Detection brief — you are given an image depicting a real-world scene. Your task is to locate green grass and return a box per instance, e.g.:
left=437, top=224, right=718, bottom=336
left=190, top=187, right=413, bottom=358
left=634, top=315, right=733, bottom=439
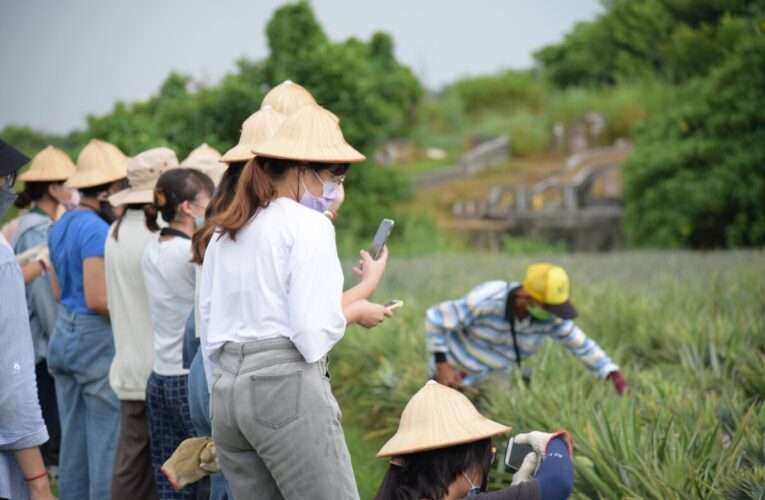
left=331, top=250, right=765, bottom=499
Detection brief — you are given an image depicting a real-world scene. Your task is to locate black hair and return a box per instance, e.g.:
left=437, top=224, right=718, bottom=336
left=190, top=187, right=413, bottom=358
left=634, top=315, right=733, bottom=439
left=145, top=168, right=214, bottom=232
left=14, top=181, right=57, bottom=209
left=111, top=203, right=148, bottom=241
left=80, top=180, right=125, bottom=224
left=375, top=439, right=493, bottom=500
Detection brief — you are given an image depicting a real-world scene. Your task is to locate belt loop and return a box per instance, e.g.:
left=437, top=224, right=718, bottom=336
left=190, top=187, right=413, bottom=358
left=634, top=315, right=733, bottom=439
left=238, top=343, right=245, bottom=372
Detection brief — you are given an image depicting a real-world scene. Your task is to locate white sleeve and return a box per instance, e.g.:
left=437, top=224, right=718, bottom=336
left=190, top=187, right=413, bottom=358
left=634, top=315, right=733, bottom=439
left=286, top=219, right=346, bottom=363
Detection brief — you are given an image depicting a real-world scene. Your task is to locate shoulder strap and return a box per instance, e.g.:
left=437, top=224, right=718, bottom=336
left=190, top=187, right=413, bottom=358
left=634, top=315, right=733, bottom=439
left=504, top=286, right=523, bottom=369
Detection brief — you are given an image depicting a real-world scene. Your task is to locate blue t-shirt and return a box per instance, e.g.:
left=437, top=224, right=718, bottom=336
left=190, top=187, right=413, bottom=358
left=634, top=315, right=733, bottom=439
left=48, top=210, right=109, bottom=315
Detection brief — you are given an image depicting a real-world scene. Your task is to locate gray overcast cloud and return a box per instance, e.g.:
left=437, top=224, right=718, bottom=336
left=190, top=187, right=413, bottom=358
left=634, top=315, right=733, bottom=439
left=0, top=0, right=601, bottom=134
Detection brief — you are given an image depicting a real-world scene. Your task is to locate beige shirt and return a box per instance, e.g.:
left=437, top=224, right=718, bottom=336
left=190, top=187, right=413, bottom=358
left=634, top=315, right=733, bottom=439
left=105, top=209, right=156, bottom=400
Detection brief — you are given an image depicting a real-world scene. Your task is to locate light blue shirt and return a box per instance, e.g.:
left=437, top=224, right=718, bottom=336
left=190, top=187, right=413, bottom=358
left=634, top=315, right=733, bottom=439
left=425, top=280, right=619, bottom=381
left=12, top=210, right=57, bottom=364
left=0, top=243, right=49, bottom=500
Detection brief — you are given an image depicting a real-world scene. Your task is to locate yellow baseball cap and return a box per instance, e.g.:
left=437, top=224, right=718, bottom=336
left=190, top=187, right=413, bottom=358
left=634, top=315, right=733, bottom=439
left=522, top=263, right=578, bottom=319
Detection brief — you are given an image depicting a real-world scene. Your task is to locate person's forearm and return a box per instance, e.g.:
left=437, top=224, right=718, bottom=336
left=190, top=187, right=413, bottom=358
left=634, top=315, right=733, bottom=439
left=535, top=437, right=574, bottom=500
left=13, top=447, right=52, bottom=493
left=342, top=278, right=379, bottom=307
left=342, top=300, right=363, bottom=325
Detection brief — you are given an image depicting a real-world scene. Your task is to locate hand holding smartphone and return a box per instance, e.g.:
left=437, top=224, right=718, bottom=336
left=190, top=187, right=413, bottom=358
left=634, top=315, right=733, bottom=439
left=359, top=218, right=394, bottom=272
left=383, top=300, right=403, bottom=310
left=504, top=436, right=536, bottom=472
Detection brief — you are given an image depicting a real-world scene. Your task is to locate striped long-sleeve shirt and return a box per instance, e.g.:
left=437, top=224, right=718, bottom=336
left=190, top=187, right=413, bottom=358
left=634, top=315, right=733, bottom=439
left=0, top=243, right=49, bottom=500
left=425, top=280, right=619, bottom=381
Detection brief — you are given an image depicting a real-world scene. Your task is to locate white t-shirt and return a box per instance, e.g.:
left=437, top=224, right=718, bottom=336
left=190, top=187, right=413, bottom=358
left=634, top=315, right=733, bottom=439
left=200, top=197, right=346, bottom=383
left=142, top=233, right=196, bottom=376
left=105, top=210, right=155, bottom=400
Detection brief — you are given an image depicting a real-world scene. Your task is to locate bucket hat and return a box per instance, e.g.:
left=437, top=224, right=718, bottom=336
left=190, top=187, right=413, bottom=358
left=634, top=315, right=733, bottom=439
left=109, top=147, right=179, bottom=206
left=522, top=263, right=578, bottom=319
left=220, top=106, right=286, bottom=163
left=251, top=104, right=365, bottom=164
left=65, top=139, right=129, bottom=189
left=261, top=80, right=316, bottom=115
left=181, top=144, right=225, bottom=186
left=18, top=146, right=76, bottom=182
left=377, top=381, right=512, bottom=457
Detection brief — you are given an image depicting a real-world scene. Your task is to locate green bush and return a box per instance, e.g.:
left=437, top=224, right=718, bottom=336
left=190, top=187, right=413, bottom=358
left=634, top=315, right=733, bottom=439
left=444, top=70, right=548, bottom=113
left=623, top=33, right=765, bottom=248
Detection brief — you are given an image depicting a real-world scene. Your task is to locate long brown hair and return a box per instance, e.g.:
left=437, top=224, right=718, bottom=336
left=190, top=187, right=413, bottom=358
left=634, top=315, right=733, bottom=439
left=212, top=156, right=292, bottom=241
left=191, top=161, right=245, bottom=264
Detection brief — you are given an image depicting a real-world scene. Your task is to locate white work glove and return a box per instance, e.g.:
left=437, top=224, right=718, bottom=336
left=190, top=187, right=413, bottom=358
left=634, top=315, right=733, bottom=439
left=514, top=431, right=555, bottom=456
left=199, top=441, right=221, bottom=473
left=510, top=451, right=539, bottom=486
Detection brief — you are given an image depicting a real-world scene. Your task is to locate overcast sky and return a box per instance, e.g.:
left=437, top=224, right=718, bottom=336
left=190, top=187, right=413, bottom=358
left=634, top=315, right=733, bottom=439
left=0, top=0, right=601, bottom=134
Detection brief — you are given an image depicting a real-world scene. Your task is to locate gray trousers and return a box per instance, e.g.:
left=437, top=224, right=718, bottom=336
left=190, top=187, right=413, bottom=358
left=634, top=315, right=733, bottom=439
left=210, top=338, right=359, bottom=500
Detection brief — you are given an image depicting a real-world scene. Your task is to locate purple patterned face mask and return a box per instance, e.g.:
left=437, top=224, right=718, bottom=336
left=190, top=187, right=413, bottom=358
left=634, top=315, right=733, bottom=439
left=299, top=170, right=338, bottom=213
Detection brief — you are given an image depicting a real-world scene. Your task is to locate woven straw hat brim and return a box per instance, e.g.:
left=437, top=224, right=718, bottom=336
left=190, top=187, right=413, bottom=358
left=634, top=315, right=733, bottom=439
left=108, top=188, right=153, bottom=207
left=376, top=381, right=512, bottom=457
left=251, top=104, right=365, bottom=164
left=221, top=107, right=287, bottom=163
left=65, top=139, right=129, bottom=189
left=376, top=417, right=511, bottom=457
left=251, top=138, right=365, bottom=163
left=18, top=147, right=76, bottom=182
left=64, top=166, right=127, bottom=189
left=220, top=144, right=256, bottom=163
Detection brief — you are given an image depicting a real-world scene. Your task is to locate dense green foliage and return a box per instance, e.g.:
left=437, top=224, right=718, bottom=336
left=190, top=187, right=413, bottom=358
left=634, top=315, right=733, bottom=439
left=623, top=33, right=765, bottom=248
left=2, top=1, right=422, bottom=243
left=534, top=0, right=759, bottom=88
left=333, top=251, right=765, bottom=498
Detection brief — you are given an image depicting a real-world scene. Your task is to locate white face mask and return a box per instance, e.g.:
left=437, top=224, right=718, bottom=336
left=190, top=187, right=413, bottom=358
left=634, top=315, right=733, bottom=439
left=50, top=185, right=80, bottom=211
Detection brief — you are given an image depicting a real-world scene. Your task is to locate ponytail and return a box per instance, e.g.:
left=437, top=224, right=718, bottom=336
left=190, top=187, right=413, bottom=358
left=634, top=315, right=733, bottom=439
left=145, top=168, right=214, bottom=233
left=14, top=181, right=52, bottom=209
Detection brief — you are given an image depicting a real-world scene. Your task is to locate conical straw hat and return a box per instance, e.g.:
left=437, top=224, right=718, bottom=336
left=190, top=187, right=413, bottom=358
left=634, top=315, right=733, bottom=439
left=376, top=381, right=512, bottom=457
left=65, top=139, right=129, bottom=189
left=109, top=147, right=179, bottom=206
left=261, top=80, right=316, bottom=115
left=220, top=106, right=286, bottom=163
left=18, top=145, right=76, bottom=182
left=251, top=104, right=365, bottom=163
left=184, top=143, right=221, bottom=162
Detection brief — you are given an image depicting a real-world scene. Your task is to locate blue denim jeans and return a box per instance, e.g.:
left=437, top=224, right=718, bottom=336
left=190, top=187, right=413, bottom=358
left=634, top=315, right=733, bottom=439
left=188, top=351, right=231, bottom=500
left=47, top=306, right=120, bottom=500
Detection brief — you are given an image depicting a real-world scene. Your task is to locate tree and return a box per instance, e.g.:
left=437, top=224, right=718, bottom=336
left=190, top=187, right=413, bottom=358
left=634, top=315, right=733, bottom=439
left=622, top=32, right=765, bottom=248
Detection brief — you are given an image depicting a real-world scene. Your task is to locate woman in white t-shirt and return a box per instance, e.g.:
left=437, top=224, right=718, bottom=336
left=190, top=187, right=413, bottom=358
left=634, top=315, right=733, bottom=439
left=142, top=168, right=213, bottom=499
left=201, top=104, right=394, bottom=499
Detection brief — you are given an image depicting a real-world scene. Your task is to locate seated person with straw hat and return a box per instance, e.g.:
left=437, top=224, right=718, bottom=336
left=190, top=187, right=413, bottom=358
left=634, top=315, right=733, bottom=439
left=376, top=381, right=574, bottom=499
left=426, top=264, right=627, bottom=395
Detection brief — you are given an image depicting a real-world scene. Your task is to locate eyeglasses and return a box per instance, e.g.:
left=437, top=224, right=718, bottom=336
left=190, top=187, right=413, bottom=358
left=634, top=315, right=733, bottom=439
left=329, top=173, right=346, bottom=185
left=0, top=171, right=17, bottom=189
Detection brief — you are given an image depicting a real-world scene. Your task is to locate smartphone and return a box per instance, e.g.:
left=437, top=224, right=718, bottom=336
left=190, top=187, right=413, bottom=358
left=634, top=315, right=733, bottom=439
left=369, top=218, right=395, bottom=260
left=504, top=436, right=535, bottom=472
left=383, top=300, right=404, bottom=310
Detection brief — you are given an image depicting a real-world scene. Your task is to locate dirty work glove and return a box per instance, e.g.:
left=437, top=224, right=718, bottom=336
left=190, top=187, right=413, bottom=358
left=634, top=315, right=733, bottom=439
left=514, top=430, right=573, bottom=457
left=608, top=370, right=627, bottom=395
left=510, top=451, right=539, bottom=486
left=161, top=437, right=212, bottom=491
left=199, top=440, right=221, bottom=473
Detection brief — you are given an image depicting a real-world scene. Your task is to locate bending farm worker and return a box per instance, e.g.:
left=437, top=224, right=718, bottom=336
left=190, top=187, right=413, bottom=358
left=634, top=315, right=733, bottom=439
left=426, top=263, right=627, bottom=395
